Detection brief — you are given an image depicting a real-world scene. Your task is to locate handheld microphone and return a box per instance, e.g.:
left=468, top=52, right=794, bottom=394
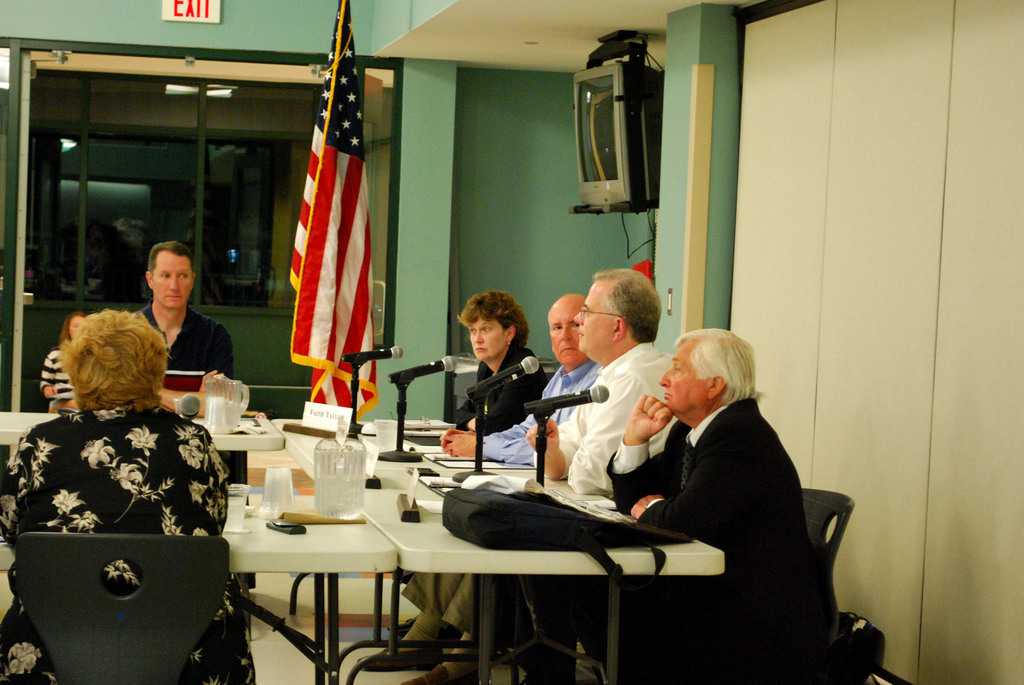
left=389, top=356, right=456, bottom=384
left=467, top=356, right=541, bottom=399
left=340, top=346, right=404, bottom=364
left=524, top=384, right=609, bottom=416
left=175, top=394, right=201, bottom=420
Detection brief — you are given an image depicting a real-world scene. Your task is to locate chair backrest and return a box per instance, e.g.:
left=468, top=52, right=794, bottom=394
left=16, top=533, right=229, bottom=685
left=802, top=488, right=855, bottom=643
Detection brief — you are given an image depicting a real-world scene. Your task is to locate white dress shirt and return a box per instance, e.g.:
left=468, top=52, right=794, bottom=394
left=553, top=343, right=671, bottom=495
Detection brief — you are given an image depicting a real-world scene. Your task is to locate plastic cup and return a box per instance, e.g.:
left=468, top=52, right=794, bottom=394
left=225, top=484, right=250, bottom=533
left=363, top=438, right=380, bottom=478
left=258, top=467, right=295, bottom=519
left=375, top=419, right=399, bottom=451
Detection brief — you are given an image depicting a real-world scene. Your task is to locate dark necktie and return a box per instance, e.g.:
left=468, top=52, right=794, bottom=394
left=679, top=439, right=696, bottom=492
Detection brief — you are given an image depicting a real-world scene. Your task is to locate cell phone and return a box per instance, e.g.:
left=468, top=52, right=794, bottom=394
left=417, top=468, right=439, bottom=477
left=266, top=520, right=306, bottom=535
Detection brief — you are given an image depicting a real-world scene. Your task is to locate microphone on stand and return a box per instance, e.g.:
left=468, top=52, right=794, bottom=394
left=452, top=356, right=544, bottom=484
left=340, top=346, right=404, bottom=364
left=466, top=356, right=541, bottom=399
left=524, top=385, right=609, bottom=415
left=530, top=385, right=609, bottom=486
left=379, top=356, right=457, bottom=463
left=344, top=346, right=404, bottom=437
left=388, top=356, right=456, bottom=384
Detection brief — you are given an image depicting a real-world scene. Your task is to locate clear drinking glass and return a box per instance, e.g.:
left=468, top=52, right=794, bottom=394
left=259, top=467, right=295, bottom=519
left=225, top=483, right=250, bottom=533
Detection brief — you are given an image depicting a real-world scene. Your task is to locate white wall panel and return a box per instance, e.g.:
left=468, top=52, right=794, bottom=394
left=920, top=1, right=1024, bottom=682
left=731, top=0, right=835, bottom=484
left=812, top=0, right=954, bottom=678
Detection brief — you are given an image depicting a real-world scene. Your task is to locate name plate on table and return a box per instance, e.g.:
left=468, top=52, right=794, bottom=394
left=302, top=402, right=352, bottom=435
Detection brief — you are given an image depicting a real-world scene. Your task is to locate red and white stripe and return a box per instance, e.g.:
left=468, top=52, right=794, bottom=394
left=291, top=132, right=376, bottom=412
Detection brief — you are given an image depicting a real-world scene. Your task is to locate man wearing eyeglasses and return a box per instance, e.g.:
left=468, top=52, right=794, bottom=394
left=527, top=268, right=670, bottom=494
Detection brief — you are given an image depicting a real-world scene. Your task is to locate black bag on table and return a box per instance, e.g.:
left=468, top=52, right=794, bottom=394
left=441, top=488, right=691, bottom=587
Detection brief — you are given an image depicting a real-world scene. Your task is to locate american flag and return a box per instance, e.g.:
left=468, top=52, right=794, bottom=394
left=290, top=0, right=377, bottom=415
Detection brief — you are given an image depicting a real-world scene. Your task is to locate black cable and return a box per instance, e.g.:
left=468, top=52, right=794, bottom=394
left=647, top=51, right=664, bottom=71
left=628, top=238, right=654, bottom=259
left=622, top=212, right=659, bottom=259
left=620, top=213, right=632, bottom=258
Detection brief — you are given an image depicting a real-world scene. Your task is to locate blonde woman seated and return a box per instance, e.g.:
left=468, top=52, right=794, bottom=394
left=0, top=309, right=254, bottom=684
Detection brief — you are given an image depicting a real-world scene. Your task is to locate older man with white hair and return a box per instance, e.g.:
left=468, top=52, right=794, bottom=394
left=525, top=329, right=827, bottom=684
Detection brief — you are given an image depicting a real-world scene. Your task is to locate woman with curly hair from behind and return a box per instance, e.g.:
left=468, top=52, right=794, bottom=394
left=0, top=309, right=254, bottom=683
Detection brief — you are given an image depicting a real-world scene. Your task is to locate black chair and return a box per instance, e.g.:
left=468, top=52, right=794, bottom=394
left=16, top=532, right=229, bottom=685
left=802, top=488, right=855, bottom=643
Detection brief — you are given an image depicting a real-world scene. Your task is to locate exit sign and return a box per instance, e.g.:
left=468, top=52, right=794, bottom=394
left=162, top=0, right=221, bottom=23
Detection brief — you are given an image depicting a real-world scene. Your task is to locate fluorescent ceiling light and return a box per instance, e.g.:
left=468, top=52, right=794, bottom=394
left=60, top=139, right=77, bottom=152
left=165, top=84, right=199, bottom=95
left=165, top=83, right=237, bottom=97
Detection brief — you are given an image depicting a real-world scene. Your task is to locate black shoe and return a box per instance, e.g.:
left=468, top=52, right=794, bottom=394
left=394, top=617, right=417, bottom=639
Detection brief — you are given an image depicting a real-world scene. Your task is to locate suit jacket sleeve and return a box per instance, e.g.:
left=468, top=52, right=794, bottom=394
left=454, top=394, right=477, bottom=430
left=609, top=423, right=687, bottom=514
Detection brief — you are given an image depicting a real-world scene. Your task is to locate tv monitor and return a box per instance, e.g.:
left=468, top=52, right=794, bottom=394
left=573, top=58, right=663, bottom=214
left=574, top=63, right=629, bottom=209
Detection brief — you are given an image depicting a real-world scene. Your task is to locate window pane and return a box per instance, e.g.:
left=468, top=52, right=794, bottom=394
left=0, top=48, right=8, bottom=314
left=206, top=84, right=317, bottom=135
left=91, top=78, right=197, bottom=130
left=202, top=142, right=274, bottom=306
left=363, top=68, right=394, bottom=345
left=27, top=134, right=80, bottom=301
left=86, top=136, right=197, bottom=303
left=30, top=73, right=81, bottom=126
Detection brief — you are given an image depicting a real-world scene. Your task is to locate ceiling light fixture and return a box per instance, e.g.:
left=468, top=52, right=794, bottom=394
left=165, top=84, right=237, bottom=97
left=165, top=84, right=199, bottom=95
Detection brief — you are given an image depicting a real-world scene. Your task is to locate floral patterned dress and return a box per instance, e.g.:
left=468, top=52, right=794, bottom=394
left=0, top=409, right=255, bottom=684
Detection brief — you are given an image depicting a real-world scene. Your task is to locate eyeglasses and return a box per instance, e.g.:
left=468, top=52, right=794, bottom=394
left=577, top=305, right=621, bottom=319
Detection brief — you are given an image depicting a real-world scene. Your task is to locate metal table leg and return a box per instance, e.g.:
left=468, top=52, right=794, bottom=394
left=224, top=449, right=248, bottom=484
left=478, top=574, right=496, bottom=685
left=372, top=573, right=383, bottom=642
left=606, top=580, right=621, bottom=685
left=388, top=567, right=402, bottom=654
left=328, top=572, right=340, bottom=685
left=315, top=574, right=326, bottom=685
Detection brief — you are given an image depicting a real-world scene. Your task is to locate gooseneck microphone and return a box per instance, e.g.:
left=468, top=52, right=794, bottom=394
left=466, top=356, right=541, bottom=399
left=340, top=345, right=404, bottom=364
left=524, top=384, right=609, bottom=415
left=388, top=356, right=456, bottom=385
